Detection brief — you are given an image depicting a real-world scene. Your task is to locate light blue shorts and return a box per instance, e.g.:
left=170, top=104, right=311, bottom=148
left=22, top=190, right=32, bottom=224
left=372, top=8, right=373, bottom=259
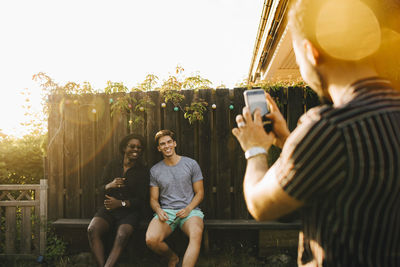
left=154, top=209, right=204, bottom=231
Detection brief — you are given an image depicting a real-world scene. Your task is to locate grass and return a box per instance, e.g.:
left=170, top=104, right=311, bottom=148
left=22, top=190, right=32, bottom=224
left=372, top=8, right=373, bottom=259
left=0, top=229, right=297, bottom=266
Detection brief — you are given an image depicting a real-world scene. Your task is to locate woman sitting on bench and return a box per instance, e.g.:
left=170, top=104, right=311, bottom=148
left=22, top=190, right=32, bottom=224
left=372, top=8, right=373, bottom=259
left=87, top=134, right=149, bottom=267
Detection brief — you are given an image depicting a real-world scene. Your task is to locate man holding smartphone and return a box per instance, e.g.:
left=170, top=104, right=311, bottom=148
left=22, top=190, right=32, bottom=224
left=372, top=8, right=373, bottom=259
left=232, top=0, right=400, bottom=266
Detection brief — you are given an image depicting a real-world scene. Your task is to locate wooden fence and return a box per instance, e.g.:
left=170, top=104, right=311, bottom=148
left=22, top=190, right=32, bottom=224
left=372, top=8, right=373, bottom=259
left=46, top=88, right=319, bottom=221
left=0, top=179, right=48, bottom=256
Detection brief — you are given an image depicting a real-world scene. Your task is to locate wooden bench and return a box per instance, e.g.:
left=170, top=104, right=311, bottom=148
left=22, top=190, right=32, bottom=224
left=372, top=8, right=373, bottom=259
left=53, top=218, right=301, bottom=255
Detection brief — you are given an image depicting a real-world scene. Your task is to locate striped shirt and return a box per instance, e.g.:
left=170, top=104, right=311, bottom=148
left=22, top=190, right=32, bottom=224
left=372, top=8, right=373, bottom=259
left=276, top=77, right=400, bottom=266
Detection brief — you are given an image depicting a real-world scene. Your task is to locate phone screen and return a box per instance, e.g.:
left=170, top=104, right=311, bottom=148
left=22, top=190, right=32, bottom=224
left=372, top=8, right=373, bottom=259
left=244, top=90, right=269, bottom=116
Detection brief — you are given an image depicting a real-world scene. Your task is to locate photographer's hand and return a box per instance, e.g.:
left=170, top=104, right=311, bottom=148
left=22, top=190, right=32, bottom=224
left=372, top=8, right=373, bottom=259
left=264, top=93, right=290, bottom=148
left=232, top=106, right=275, bottom=152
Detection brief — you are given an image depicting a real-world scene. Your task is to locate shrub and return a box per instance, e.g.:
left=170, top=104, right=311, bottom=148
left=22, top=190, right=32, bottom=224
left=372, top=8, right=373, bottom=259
left=0, top=134, right=44, bottom=184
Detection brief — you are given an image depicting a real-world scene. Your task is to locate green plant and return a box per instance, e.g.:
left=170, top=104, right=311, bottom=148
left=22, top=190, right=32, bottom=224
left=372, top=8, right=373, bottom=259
left=44, top=221, right=67, bottom=263
left=162, top=90, right=185, bottom=106
left=182, top=73, right=212, bottom=90
left=184, top=100, right=208, bottom=124
left=129, top=94, right=155, bottom=128
left=157, top=66, right=212, bottom=123
left=133, top=74, right=160, bottom=92
left=104, top=81, right=135, bottom=117
left=0, top=135, right=44, bottom=185
left=33, top=72, right=97, bottom=117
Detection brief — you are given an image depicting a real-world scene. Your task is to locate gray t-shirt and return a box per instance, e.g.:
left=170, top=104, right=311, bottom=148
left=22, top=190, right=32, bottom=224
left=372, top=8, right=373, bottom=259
left=150, top=156, right=203, bottom=210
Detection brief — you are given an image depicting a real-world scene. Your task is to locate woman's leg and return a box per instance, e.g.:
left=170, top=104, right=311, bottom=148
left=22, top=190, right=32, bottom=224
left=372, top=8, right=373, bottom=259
left=104, top=224, right=134, bottom=267
left=87, top=217, right=110, bottom=267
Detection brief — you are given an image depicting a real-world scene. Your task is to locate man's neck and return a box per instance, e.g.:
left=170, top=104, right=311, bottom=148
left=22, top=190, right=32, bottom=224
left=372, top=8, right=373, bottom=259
left=163, top=154, right=181, bottom=166
left=323, top=62, right=378, bottom=106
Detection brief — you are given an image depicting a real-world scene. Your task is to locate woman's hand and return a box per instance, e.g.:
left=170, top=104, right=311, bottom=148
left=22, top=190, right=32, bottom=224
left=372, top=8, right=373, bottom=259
left=104, top=195, right=121, bottom=210
left=105, top=177, right=126, bottom=190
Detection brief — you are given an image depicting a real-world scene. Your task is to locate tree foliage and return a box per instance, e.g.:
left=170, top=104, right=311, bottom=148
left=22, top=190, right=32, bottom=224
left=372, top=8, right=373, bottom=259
left=0, top=135, right=44, bottom=184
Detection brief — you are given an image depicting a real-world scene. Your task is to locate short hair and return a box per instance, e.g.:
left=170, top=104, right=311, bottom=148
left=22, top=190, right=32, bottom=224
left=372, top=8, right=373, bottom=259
left=154, top=129, right=175, bottom=145
left=288, top=0, right=324, bottom=45
left=119, top=134, right=145, bottom=155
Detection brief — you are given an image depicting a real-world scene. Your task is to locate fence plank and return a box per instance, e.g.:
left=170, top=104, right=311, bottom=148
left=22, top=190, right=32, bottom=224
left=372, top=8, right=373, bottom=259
left=5, top=207, right=16, bottom=254
left=232, top=88, right=248, bottom=219
left=198, top=89, right=213, bottom=218
left=21, top=207, right=31, bottom=254
left=130, top=91, right=147, bottom=137
left=47, top=95, right=64, bottom=219
left=215, top=89, right=232, bottom=219
left=163, top=93, right=180, bottom=135
left=145, top=91, right=162, bottom=166
left=305, top=87, right=320, bottom=110
left=208, top=90, right=218, bottom=218
left=95, top=94, right=112, bottom=209
left=110, top=93, right=129, bottom=158
left=180, top=90, right=195, bottom=159
left=64, top=96, right=81, bottom=218
left=111, top=113, right=128, bottom=159
left=79, top=95, right=97, bottom=218
left=287, top=87, right=304, bottom=131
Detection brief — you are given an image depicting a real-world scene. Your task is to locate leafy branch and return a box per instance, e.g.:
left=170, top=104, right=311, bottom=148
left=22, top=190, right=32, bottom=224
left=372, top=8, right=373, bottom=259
left=184, top=100, right=208, bottom=124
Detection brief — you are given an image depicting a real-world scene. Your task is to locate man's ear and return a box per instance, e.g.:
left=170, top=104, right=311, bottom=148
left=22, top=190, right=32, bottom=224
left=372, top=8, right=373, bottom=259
left=303, top=40, right=321, bottom=66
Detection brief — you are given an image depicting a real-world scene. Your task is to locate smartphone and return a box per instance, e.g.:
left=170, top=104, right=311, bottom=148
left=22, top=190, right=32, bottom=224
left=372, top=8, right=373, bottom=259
left=243, top=89, right=272, bottom=132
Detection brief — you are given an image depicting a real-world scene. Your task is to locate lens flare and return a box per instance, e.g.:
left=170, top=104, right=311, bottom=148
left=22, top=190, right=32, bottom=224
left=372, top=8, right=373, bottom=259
left=316, top=0, right=381, bottom=61
left=374, top=28, right=400, bottom=88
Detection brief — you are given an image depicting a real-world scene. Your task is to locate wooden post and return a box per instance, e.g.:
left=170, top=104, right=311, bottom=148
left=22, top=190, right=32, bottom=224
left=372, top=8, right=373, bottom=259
left=5, top=207, right=16, bottom=254
left=21, top=207, right=32, bottom=254
left=40, top=179, right=48, bottom=255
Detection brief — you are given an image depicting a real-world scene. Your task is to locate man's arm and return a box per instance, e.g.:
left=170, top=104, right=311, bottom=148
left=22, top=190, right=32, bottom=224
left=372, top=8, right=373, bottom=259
left=176, top=180, right=204, bottom=218
left=232, top=95, right=302, bottom=221
left=243, top=156, right=303, bottom=221
left=149, top=186, right=169, bottom=222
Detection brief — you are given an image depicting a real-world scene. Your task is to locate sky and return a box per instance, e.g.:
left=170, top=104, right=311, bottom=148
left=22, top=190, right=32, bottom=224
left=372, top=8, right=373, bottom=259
left=0, top=0, right=263, bottom=137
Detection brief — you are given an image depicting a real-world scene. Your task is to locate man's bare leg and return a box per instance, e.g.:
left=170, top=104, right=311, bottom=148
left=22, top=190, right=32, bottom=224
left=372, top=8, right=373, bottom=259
left=146, top=218, right=179, bottom=267
left=180, top=216, right=204, bottom=267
